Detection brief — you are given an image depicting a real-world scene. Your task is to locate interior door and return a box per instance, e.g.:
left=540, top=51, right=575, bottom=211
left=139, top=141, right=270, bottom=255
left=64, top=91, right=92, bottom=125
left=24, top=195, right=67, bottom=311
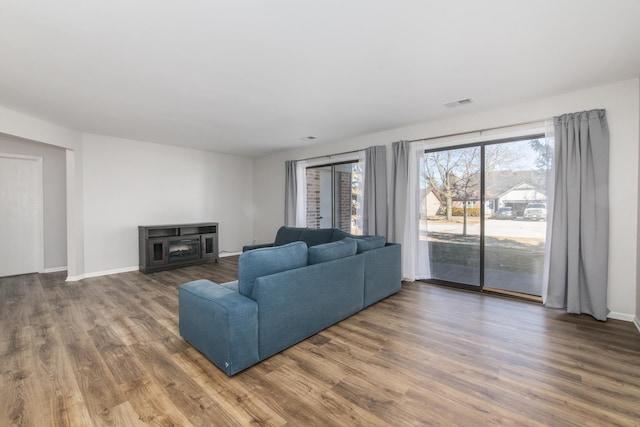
left=0, top=154, right=44, bottom=276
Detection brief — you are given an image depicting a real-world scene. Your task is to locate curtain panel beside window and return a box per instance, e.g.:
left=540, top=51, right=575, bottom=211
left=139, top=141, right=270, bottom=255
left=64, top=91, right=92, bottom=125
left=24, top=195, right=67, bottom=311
left=363, top=145, right=388, bottom=237
left=284, top=160, right=297, bottom=227
left=284, top=160, right=306, bottom=227
left=391, top=140, right=430, bottom=281
left=546, top=109, right=610, bottom=321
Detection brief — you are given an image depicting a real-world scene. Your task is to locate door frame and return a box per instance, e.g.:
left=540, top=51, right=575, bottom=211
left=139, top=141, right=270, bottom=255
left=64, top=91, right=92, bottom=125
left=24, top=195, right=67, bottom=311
left=0, top=152, right=44, bottom=276
left=306, top=160, right=361, bottom=233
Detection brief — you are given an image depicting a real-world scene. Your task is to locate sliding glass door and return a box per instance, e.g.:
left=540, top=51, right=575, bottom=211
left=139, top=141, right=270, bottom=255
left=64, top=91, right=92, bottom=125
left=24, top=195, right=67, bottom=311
left=421, top=146, right=481, bottom=287
left=306, top=161, right=363, bottom=234
left=483, top=138, right=550, bottom=296
left=420, top=135, right=551, bottom=298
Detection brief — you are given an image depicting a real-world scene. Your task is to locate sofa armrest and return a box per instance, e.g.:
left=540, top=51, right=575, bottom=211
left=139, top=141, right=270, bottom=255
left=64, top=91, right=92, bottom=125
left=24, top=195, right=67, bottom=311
left=179, top=279, right=259, bottom=376
left=363, top=243, right=402, bottom=307
left=242, top=242, right=275, bottom=252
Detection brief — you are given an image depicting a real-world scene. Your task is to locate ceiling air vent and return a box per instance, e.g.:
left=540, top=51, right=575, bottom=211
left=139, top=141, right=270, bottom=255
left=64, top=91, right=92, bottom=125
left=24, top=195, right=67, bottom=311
left=444, top=98, right=474, bottom=108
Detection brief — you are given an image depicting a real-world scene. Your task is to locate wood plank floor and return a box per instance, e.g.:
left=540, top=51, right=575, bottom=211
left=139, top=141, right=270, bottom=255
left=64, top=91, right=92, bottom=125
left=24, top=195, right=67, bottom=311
left=1, top=257, right=640, bottom=426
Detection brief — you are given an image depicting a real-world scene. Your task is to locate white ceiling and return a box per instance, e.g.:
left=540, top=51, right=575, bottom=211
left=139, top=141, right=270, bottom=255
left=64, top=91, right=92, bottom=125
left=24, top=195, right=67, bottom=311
left=1, top=1, right=639, bottom=157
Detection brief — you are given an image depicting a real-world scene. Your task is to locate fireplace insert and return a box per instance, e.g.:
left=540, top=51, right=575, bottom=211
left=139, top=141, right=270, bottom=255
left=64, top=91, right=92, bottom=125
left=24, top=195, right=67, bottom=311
left=168, top=238, right=201, bottom=263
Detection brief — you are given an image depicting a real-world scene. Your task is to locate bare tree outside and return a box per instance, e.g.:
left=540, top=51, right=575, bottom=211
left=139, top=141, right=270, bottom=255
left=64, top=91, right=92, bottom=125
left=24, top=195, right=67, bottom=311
left=423, top=147, right=480, bottom=235
left=453, top=148, right=480, bottom=236
left=484, top=142, right=524, bottom=173
left=529, top=138, right=553, bottom=172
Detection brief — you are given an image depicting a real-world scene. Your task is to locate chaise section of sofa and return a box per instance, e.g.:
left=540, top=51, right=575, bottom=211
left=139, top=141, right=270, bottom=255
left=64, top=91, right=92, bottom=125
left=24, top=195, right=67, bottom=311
left=179, top=279, right=259, bottom=376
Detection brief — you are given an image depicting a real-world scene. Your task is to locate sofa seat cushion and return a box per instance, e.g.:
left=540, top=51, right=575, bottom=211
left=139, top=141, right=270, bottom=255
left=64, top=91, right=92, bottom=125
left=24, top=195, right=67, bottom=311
left=220, top=280, right=239, bottom=292
left=238, top=241, right=308, bottom=297
left=355, top=235, right=387, bottom=253
left=308, top=237, right=357, bottom=265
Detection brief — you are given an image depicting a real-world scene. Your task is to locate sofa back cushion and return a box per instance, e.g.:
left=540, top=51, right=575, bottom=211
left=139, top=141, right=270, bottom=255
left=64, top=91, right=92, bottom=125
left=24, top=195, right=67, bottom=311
left=273, top=226, right=356, bottom=248
left=238, top=241, right=308, bottom=297
left=330, top=229, right=351, bottom=242
left=300, top=228, right=335, bottom=247
left=355, top=235, right=387, bottom=253
left=274, top=226, right=305, bottom=246
left=308, top=237, right=357, bottom=265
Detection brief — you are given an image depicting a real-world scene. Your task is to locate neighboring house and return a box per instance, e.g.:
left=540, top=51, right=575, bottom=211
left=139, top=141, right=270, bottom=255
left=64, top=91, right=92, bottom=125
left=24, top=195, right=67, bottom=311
left=422, top=171, right=547, bottom=217
left=485, top=170, right=547, bottom=216
left=450, top=198, right=480, bottom=210
left=490, top=182, right=547, bottom=216
left=420, top=188, right=442, bottom=217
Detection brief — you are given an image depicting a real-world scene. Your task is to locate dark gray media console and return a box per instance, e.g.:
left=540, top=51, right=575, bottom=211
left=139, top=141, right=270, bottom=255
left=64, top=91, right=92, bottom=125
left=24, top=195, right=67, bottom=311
left=139, top=222, right=218, bottom=273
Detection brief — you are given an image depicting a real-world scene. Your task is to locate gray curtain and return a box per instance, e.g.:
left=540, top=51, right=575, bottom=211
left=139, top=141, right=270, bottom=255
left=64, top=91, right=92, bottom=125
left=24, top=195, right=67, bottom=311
left=284, top=160, right=297, bottom=227
left=546, top=109, right=609, bottom=321
left=391, top=141, right=411, bottom=244
left=363, top=146, right=388, bottom=236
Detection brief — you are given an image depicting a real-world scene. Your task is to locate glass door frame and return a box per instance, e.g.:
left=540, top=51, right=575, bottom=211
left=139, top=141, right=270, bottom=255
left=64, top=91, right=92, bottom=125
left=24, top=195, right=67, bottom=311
left=422, top=133, right=545, bottom=300
left=306, top=159, right=361, bottom=233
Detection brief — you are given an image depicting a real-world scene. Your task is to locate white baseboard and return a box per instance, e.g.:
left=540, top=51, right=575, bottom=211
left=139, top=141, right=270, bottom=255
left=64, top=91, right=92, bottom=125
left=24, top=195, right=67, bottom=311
left=64, top=254, right=240, bottom=282
left=44, top=266, right=67, bottom=273
left=634, top=317, right=640, bottom=334
left=220, top=251, right=241, bottom=257
left=65, top=266, right=139, bottom=282
left=607, top=311, right=635, bottom=322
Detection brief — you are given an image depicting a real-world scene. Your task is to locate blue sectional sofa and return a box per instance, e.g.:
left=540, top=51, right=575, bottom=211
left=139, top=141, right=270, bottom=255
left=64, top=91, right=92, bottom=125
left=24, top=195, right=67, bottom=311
left=241, top=226, right=354, bottom=252
left=179, top=228, right=401, bottom=376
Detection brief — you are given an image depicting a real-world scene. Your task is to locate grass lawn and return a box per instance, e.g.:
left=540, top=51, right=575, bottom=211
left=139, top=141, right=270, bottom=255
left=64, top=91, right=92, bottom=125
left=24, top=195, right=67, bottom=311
left=426, top=231, right=545, bottom=295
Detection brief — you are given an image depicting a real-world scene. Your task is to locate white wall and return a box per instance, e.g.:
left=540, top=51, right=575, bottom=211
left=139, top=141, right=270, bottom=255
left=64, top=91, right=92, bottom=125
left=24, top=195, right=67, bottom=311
left=0, top=104, right=254, bottom=280
left=65, top=148, right=85, bottom=280
left=637, top=79, right=640, bottom=331
left=253, top=78, right=640, bottom=320
left=0, top=107, right=82, bottom=277
left=82, top=134, right=253, bottom=275
left=0, top=134, right=67, bottom=270
left=0, top=106, right=81, bottom=150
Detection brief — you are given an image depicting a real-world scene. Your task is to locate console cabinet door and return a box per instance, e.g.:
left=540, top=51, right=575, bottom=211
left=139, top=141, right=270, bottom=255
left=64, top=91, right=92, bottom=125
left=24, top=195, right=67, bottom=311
left=147, top=238, right=168, bottom=266
left=201, top=234, right=218, bottom=261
